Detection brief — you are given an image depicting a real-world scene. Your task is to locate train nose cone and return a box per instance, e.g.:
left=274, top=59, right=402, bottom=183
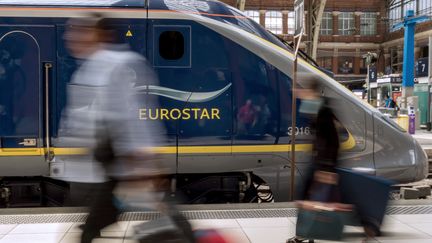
left=414, top=138, right=428, bottom=181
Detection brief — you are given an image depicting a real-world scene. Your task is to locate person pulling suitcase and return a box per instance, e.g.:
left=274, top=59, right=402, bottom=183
left=287, top=81, right=351, bottom=243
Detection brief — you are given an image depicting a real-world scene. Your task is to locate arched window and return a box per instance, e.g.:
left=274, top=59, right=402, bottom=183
left=244, top=10, right=260, bottom=23
left=265, top=11, right=283, bottom=34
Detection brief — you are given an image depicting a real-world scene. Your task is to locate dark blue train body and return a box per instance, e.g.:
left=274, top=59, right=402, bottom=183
left=0, top=0, right=427, bottom=206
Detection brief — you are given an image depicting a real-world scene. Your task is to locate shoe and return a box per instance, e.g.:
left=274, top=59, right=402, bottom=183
left=81, top=229, right=102, bottom=243
left=286, top=237, right=314, bottom=243
left=78, top=224, right=101, bottom=237
left=78, top=224, right=85, bottom=230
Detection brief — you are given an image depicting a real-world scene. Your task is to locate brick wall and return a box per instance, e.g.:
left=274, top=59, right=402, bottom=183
left=222, top=0, right=383, bottom=11
left=219, top=0, right=431, bottom=82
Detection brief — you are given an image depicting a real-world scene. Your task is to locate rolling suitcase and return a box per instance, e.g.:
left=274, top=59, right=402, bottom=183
left=294, top=170, right=352, bottom=241
left=337, top=168, right=394, bottom=233
left=295, top=201, right=350, bottom=241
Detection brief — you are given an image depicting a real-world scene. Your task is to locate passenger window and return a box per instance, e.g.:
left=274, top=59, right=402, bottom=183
left=159, top=31, right=184, bottom=60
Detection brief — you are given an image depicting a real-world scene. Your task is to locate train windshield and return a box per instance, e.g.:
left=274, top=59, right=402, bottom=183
left=0, top=0, right=145, bottom=7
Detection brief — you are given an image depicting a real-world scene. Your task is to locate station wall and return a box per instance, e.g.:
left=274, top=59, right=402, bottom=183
left=221, top=0, right=432, bottom=90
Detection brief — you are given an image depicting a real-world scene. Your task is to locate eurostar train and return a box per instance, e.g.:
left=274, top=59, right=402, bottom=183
left=0, top=0, right=428, bottom=206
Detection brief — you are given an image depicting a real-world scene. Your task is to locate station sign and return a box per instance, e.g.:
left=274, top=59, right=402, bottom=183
left=377, top=77, right=390, bottom=84
left=369, top=66, right=377, bottom=83
left=392, top=76, right=402, bottom=83
left=294, top=0, right=304, bottom=36
left=377, top=76, right=402, bottom=84
left=392, top=86, right=401, bottom=92
left=416, top=57, right=429, bottom=77
left=416, top=77, right=429, bottom=84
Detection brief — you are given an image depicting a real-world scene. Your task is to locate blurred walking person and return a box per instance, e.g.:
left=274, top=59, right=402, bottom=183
left=299, top=82, right=341, bottom=202
left=61, top=14, right=164, bottom=243
left=287, top=81, right=349, bottom=243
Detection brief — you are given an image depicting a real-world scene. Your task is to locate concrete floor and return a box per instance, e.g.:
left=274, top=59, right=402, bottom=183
left=1, top=213, right=432, bottom=243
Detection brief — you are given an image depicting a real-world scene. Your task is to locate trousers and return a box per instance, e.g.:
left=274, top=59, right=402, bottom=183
left=81, top=179, right=119, bottom=243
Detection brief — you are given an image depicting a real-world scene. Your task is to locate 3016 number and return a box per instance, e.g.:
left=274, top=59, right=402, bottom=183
left=287, top=127, right=311, bottom=136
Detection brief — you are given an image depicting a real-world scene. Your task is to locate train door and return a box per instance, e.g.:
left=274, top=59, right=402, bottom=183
left=148, top=21, right=233, bottom=173
left=230, top=43, right=280, bottom=166
left=0, top=27, right=55, bottom=176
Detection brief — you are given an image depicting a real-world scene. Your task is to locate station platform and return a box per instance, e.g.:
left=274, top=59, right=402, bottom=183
left=1, top=202, right=432, bottom=243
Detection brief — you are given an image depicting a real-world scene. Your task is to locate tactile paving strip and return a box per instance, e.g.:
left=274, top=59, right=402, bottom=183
left=0, top=205, right=431, bottom=224
left=386, top=205, right=432, bottom=215
left=0, top=213, right=87, bottom=224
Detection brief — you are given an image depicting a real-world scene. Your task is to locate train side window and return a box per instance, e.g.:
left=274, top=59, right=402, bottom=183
left=154, top=26, right=191, bottom=68
left=159, top=31, right=184, bottom=60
